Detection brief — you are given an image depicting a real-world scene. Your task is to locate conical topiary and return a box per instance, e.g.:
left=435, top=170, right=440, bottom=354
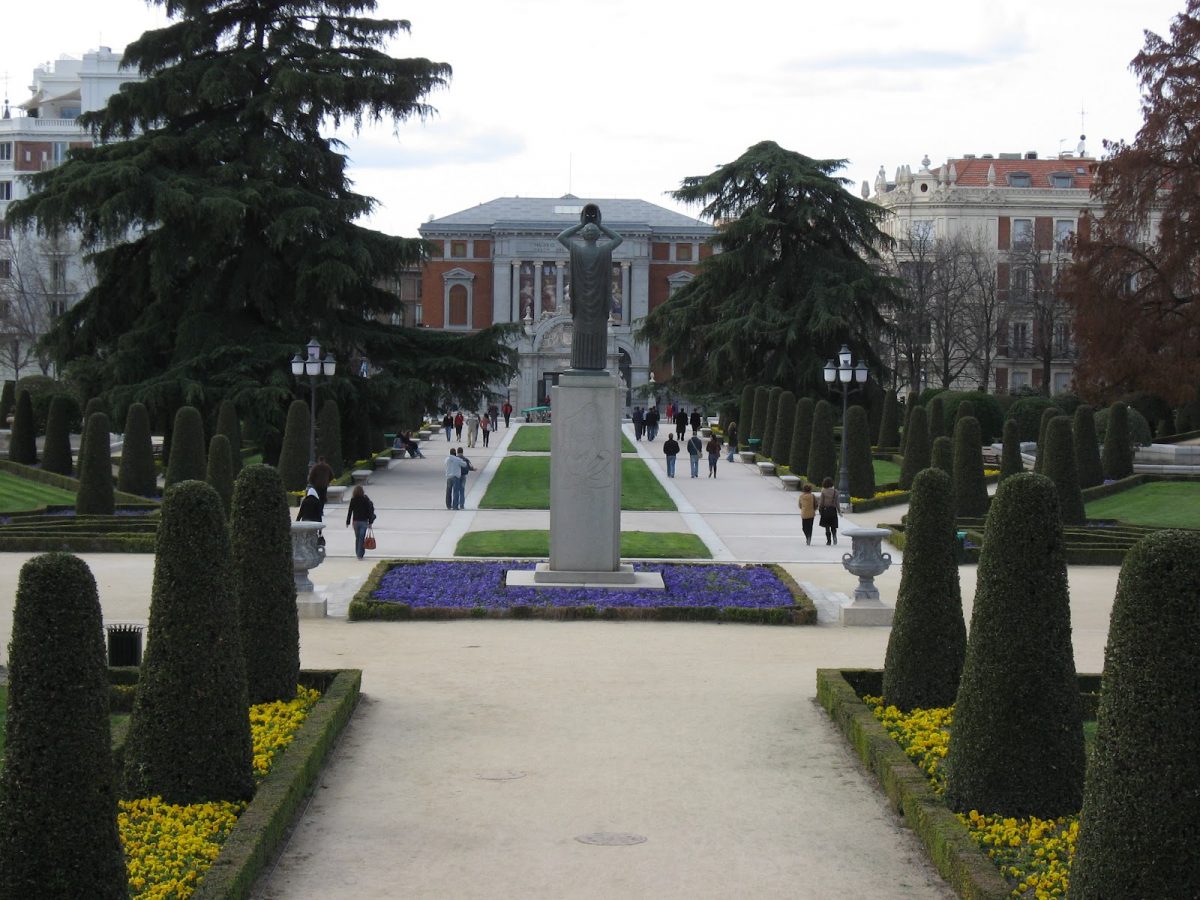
left=83, top=397, right=109, bottom=422
left=0, top=380, right=14, bottom=428
left=1042, top=416, right=1086, bottom=524
left=898, top=406, right=930, bottom=490
left=773, top=392, right=796, bottom=467
left=760, top=387, right=783, bottom=458
left=806, top=399, right=837, bottom=485
left=206, top=434, right=235, bottom=517
left=788, top=398, right=815, bottom=477
left=118, top=402, right=158, bottom=498
left=1072, top=405, right=1103, bottom=489
left=952, top=416, right=989, bottom=518
left=277, top=399, right=311, bottom=491
left=931, top=435, right=952, bottom=474
left=164, top=406, right=208, bottom=487
left=41, top=394, right=74, bottom=476
left=845, top=404, right=875, bottom=500
left=943, top=473, right=1085, bottom=818
left=75, top=413, right=115, bottom=516
left=749, top=385, right=771, bottom=445
left=231, top=465, right=300, bottom=704
left=954, top=399, right=976, bottom=427
left=1101, top=401, right=1135, bottom=480
left=899, top=392, right=918, bottom=455
left=877, top=390, right=900, bottom=449
left=215, top=400, right=244, bottom=476
left=927, top=395, right=946, bottom=441
left=124, top=481, right=254, bottom=804
left=1033, top=406, right=1062, bottom=474
left=882, top=469, right=966, bottom=710
left=0, top=554, right=128, bottom=898
left=316, top=399, right=343, bottom=476
left=1000, top=418, right=1023, bottom=483
left=737, top=385, right=756, bottom=445
left=8, top=389, right=36, bottom=464
left=1070, top=531, right=1200, bottom=898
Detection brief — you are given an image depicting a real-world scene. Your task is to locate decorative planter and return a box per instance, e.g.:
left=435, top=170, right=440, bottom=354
left=839, top=526, right=894, bottom=626
left=290, top=520, right=326, bottom=594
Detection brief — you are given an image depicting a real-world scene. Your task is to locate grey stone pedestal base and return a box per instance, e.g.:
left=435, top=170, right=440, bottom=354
left=296, top=592, right=328, bottom=618
left=507, top=564, right=665, bottom=591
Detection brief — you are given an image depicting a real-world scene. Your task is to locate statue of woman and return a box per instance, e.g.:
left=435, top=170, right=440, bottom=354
left=557, top=204, right=623, bottom=370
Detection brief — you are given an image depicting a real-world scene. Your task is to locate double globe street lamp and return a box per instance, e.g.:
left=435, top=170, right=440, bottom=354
left=824, top=344, right=869, bottom=512
left=291, top=338, right=336, bottom=468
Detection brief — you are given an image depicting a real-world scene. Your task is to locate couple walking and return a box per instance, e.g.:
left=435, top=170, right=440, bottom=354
left=798, top=478, right=839, bottom=546
left=445, top=448, right=474, bottom=510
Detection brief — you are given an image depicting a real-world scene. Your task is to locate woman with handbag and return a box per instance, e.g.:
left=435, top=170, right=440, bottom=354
left=346, top=484, right=376, bottom=559
left=818, top=476, right=839, bottom=546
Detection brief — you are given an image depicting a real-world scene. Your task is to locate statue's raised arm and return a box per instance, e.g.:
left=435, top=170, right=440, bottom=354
left=557, top=204, right=623, bottom=370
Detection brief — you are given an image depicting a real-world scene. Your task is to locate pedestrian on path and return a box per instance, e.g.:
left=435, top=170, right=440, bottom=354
left=725, top=422, right=738, bottom=462
left=632, top=406, right=644, bottom=441
left=297, top=486, right=323, bottom=523
left=691, top=409, right=702, bottom=435
left=345, top=485, right=376, bottom=559
left=481, top=414, right=491, bottom=447
left=819, top=477, right=839, bottom=545
left=442, top=413, right=453, bottom=441
left=502, top=401, right=513, bottom=427
left=454, top=447, right=474, bottom=510
left=674, top=409, right=689, bottom=440
left=454, top=411, right=464, bottom=440
left=798, top=482, right=817, bottom=546
left=706, top=434, right=722, bottom=477
left=686, top=433, right=703, bottom=478
left=445, top=450, right=466, bottom=509
left=467, top=411, right=480, bottom=447
left=645, top=407, right=659, bottom=442
left=488, top=404, right=499, bottom=431
left=663, top=435, right=680, bottom=478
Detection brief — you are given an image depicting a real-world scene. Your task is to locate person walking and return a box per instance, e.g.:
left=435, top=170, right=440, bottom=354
left=502, top=401, right=513, bottom=428
left=690, top=409, right=702, bottom=436
left=345, top=484, right=376, bottom=559
left=818, top=476, right=839, bottom=545
left=454, top=447, right=474, bottom=510
left=674, top=408, right=689, bottom=440
left=798, top=482, right=817, bottom=546
left=686, top=432, right=703, bottom=478
left=480, top=414, right=491, bottom=447
left=632, top=406, right=644, bottom=441
left=488, top=404, right=499, bottom=431
left=442, top=413, right=453, bottom=441
left=706, top=433, right=722, bottom=477
left=645, top=407, right=659, bottom=442
left=663, top=434, right=680, bottom=478
left=445, top=450, right=466, bottom=510
left=466, top=411, right=480, bottom=448
left=725, top=421, right=738, bottom=462
left=453, top=411, right=464, bottom=440
left=297, top=486, right=323, bottom=522
left=307, top=455, right=334, bottom=505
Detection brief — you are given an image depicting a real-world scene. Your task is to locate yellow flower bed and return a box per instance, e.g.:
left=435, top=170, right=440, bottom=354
left=863, top=695, right=1076, bottom=899
left=850, top=489, right=908, bottom=504
left=120, top=685, right=321, bottom=899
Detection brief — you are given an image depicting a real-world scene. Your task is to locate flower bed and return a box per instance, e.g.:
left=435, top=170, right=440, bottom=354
left=348, top=560, right=816, bottom=624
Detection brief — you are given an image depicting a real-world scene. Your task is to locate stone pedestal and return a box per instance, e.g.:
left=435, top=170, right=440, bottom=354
left=838, top=526, right=895, bottom=626
left=290, top=521, right=327, bottom=618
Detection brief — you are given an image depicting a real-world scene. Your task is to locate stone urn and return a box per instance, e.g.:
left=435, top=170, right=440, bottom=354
left=839, top=526, right=894, bottom=626
left=290, top=521, right=326, bottom=592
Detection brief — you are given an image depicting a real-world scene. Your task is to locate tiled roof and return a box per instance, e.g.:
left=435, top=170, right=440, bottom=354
left=422, top=196, right=710, bottom=231
left=938, top=157, right=1096, bottom=190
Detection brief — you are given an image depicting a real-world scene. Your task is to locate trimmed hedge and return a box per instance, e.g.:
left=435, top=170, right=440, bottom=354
left=749, top=385, right=770, bottom=443
left=876, top=390, right=899, bottom=449
left=215, top=400, right=244, bottom=477
left=1072, top=405, right=1103, bottom=489
left=943, top=392, right=1003, bottom=445
left=118, top=402, right=158, bottom=498
left=231, top=465, right=300, bottom=705
left=882, top=468, right=966, bottom=711
left=1043, top=416, right=1086, bottom=525
left=737, top=385, right=756, bottom=444
left=0, top=459, right=151, bottom=506
left=1101, top=401, right=1135, bottom=480
left=806, top=399, right=836, bottom=486
left=207, top=434, right=235, bottom=517
left=164, top=406, right=208, bottom=488
left=0, top=554, right=128, bottom=898
left=788, top=397, right=814, bottom=476
left=8, top=390, right=36, bottom=464
left=316, top=399, right=343, bottom=476
left=0, top=380, right=13, bottom=427
left=944, top=473, right=1085, bottom=818
left=931, top=435, right=952, bottom=474
left=1006, top=395, right=1059, bottom=442
left=772, top=391, right=796, bottom=466
left=899, top=391, right=918, bottom=455
left=1072, top=531, right=1200, bottom=898
left=844, top=404, right=875, bottom=500
left=124, top=481, right=255, bottom=804
left=927, top=395, right=945, bottom=441
left=41, top=394, right=75, bottom=476
left=76, top=412, right=115, bottom=516
left=999, top=418, right=1022, bottom=483
left=951, top=416, right=989, bottom=518
left=1094, top=403, right=1152, bottom=448
left=760, top=386, right=783, bottom=458
left=1032, top=406, right=1062, bottom=474
left=898, top=406, right=930, bottom=490
left=277, top=399, right=311, bottom=492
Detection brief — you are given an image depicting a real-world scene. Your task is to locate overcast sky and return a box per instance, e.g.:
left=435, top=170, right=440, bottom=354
left=2, top=0, right=1186, bottom=236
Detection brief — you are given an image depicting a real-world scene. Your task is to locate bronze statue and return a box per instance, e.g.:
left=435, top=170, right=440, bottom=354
left=557, top=204, right=623, bottom=370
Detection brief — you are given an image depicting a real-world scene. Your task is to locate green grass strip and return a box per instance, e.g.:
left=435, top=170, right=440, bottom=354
left=478, top=456, right=674, bottom=510
left=455, top=529, right=711, bottom=558
left=1084, top=481, right=1200, bottom=529
left=508, top=424, right=635, bottom=454
left=0, top=470, right=78, bottom=511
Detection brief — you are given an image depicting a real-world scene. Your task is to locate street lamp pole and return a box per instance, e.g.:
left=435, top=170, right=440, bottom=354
left=291, top=338, right=337, bottom=468
left=824, top=344, right=870, bottom=512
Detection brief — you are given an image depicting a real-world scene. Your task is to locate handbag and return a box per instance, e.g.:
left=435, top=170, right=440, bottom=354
left=363, top=528, right=377, bottom=551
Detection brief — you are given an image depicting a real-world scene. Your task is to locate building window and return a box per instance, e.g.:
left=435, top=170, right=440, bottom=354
left=51, top=143, right=69, bottom=164
left=1011, top=218, right=1033, bottom=247
left=0, top=219, right=10, bottom=241
left=0, top=259, right=11, bottom=279
left=1010, top=370, right=1030, bottom=389
left=48, top=257, right=67, bottom=293
left=442, top=267, right=475, bottom=328
left=1011, top=265, right=1030, bottom=299
left=448, top=284, right=469, bottom=325
left=1049, top=173, right=1074, bottom=189
left=450, top=241, right=467, bottom=258
left=1011, top=322, right=1029, bottom=356
left=1053, top=372, right=1071, bottom=393
left=0, top=142, right=11, bottom=162
left=1054, top=219, right=1074, bottom=250
left=676, top=243, right=693, bottom=262
left=1054, top=322, right=1071, bottom=354
left=0, top=182, right=11, bottom=201
left=1007, top=172, right=1033, bottom=188
left=58, top=107, right=81, bottom=120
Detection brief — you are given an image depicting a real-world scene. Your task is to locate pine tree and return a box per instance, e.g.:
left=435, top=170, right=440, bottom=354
left=215, top=400, right=244, bottom=476
left=7, top=390, right=36, bottom=464
left=76, top=413, right=116, bottom=516
left=41, top=394, right=75, bottom=476
left=898, top=406, right=930, bottom=490
left=806, top=400, right=837, bottom=485
left=952, top=416, right=989, bottom=518
left=117, top=402, right=158, bottom=497
left=164, top=406, right=207, bottom=487
left=788, top=397, right=815, bottom=477
left=876, top=390, right=900, bottom=448
left=278, top=399, right=311, bottom=491
left=316, top=399, right=344, bottom=476
left=206, top=434, right=235, bottom=518
left=999, top=419, right=1023, bottom=483
left=773, top=391, right=796, bottom=467
left=844, top=404, right=875, bottom=500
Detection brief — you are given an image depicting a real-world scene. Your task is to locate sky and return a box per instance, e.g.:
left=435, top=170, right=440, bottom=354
left=1, top=0, right=1187, bottom=237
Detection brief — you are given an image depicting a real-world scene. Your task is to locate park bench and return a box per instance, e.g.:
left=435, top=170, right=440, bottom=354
left=351, top=469, right=372, bottom=486
left=325, top=485, right=347, bottom=504
left=738, top=451, right=757, bottom=464
left=981, top=447, right=1001, bottom=468
left=756, top=461, right=777, bottom=476
left=778, top=475, right=802, bottom=491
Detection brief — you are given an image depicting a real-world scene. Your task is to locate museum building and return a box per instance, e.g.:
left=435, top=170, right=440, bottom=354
left=417, top=195, right=715, bottom=412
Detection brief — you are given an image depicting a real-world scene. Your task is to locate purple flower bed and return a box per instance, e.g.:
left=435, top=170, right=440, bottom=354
left=372, top=561, right=795, bottom=610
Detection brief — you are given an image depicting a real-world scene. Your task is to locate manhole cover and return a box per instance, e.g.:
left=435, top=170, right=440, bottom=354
left=475, top=770, right=526, bottom=781
left=574, top=832, right=647, bottom=846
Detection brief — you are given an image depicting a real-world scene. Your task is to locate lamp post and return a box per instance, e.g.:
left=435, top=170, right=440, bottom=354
left=823, top=344, right=870, bottom=512
left=290, top=337, right=336, bottom=468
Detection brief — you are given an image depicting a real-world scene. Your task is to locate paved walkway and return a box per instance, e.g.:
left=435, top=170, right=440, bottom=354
left=0, top=420, right=1122, bottom=899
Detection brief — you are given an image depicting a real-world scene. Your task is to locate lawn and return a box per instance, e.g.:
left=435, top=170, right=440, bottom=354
left=478, top=457, right=675, bottom=510
left=1085, top=481, right=1200, bottom=529
left=456, top=529, right=711, bottom=558
left=0, top=470, right=78, bottom=512
left=0, top=685, right=5, bottom=762
left=508, top=424, right=636, bottom=454
left=873, top=459, right=901, bottom=485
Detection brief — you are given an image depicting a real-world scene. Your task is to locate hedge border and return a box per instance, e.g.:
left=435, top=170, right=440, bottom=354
left=0, top=458, right=154, bottom=506
left=346, top=559, right=817, bottom=625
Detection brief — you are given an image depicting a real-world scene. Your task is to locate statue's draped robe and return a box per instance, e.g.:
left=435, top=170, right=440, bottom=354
left=566, top=240, right=614, bottom=370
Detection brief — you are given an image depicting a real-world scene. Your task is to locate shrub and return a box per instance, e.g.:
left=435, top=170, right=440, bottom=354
left=117, top=402, right=158, bottom=497
left=760, top=386, right=784, bottom=458
left=942, top=392, right=1004, bottom=445
left=215, top=399, right=244, bottom=476
left=952, top=417, right=989, bottom=518
left=931, top=435, right=952, bottom=474
left=164, top=405, right=208, bottom=487
left=1051, top=391, right=1082, bottom=415
left=0, top=380, right=13, bottom=427
left=1043, top=416, right=1085, bottom=525
left=954, top=399, right=975, bottom=426
left=877, top=390, right=900, bottom=448
left=806, top=399, right=837, bottom=485
left=737, top=385, right=756, bottom=444
left=1072, top=405, right=1103, bottom=489
left=230, top=465, right=299, bottom=704
left=124, top=481, right=254, bottom=804
left=943, top=473, right=1085, bottom=818
left=1101, top=401, right=1136, bottom=481
left=206, top=434, right=235, bottom=517
left=899, top=391, right=918, bottom=455
left=845, top=405, right=875, bottom=500
left=1121, top=390, right=1173, bottom=435
left=1033, top=406, right=1062, bottom=474
left=41, top=394, right=75, bottom=476
left=927, top=395, right=946, bottom=440
left=882, top=469, right=966, bottom=711
left=277, top=399, right=311, bottom=492
left=789, top=398, right=814, bottom=476
left=83, top=396, right=109, bottom=422
left=1095, top=402, right=1151, bottom=449
left=8, top=390, right=36, bottom=464
left=1006, top=395, right=1059, bottom=442
left=16, top=376, right=65, bottom=435
left=1071, top=531, right=1200, bottom=898
left=772, top=392, right=796, bottom=466
left=999, top=418, right=1023, bottom=483
left=316, top=399, right=343, bottom=476
left=749, top=385, right=771, bottom=442
left=0, top=554, right=128, bottom=898
left=1177, top=405, right=1195, bottom=433
left=75, top=413, right=115, bottom=516
left=898, top=406, right=930, bottom=490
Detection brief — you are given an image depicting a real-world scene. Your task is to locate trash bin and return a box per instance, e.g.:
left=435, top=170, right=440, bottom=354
left=106, top=623, right=144, bottom=667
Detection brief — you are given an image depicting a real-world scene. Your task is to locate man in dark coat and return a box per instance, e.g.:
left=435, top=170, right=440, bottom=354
left=674, top=409, right=688, bottom=440
left=307, top=456, right=334, bottom=504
